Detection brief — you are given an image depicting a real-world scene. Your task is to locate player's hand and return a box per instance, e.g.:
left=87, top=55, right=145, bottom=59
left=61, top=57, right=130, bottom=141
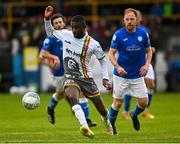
left=44, top=6, right=54, bottom=19
left=102, top=79, right=112, bottom=91
left=140, top=64, right=149, bottom=76
left=53, top=56, right=60, bottom=69
left=116, top=65, right=127, bottom=76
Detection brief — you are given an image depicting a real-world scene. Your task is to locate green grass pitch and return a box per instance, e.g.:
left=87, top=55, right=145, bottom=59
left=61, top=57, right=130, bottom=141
left=0, top=92, right=180, bottom=143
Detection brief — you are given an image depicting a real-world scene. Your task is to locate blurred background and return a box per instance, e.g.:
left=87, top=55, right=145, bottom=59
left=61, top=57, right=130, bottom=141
left=0, top=0, right=180, bottom=94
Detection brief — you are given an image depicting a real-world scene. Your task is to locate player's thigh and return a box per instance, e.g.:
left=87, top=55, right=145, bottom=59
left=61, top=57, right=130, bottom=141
left=63, top=78, right=81, bottom=97
left=113, top=75, right=128, bottom=99
left=129, top=77, right=148, bottom=98
left=77, top=78, right=100, bottom=98
left=53, top=76, right=64, bottom=93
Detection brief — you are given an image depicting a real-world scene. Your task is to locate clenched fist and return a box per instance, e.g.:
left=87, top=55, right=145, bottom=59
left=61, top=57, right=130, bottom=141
left=44, top=6, right=54, bottom=20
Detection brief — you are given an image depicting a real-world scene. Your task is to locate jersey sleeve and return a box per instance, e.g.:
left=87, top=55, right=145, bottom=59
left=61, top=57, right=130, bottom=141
left=53, top=29, right=69, bottom=41
left=42, top=37, right=52, bottom=52
left=144, top=32, right=151, bottom=49
left=110, top=33, right=119, bottom=49
left=93, top=42, right=106, bottom=60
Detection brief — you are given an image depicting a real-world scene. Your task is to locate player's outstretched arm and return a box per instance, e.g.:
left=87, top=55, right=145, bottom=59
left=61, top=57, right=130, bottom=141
left=44, top=6, right=54, bottom=37
left=44, top=6, right=54, bottom=20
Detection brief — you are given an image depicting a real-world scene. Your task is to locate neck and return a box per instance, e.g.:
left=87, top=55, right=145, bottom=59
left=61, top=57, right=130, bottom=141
left=126, top=27, right=136, bottom=33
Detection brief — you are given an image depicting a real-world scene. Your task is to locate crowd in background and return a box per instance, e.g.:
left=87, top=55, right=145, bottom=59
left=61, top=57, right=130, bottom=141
left=0, top=1, right=180, bottom=92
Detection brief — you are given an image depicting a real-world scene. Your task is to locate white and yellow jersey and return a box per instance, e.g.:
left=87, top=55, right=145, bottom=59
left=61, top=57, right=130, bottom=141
left=45, top=19, right=109, bottom=79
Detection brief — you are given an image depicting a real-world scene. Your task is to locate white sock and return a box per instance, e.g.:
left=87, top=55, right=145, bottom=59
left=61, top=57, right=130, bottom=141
left=72, top=104, right=88, bottom=126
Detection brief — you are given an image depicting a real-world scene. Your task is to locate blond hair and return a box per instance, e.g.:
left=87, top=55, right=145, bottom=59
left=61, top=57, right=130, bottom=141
left=124, top=8, right=137, bottom=17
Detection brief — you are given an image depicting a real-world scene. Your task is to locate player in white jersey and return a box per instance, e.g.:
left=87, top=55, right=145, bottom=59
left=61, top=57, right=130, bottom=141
left=39, top=13, right=96, bottom=127
left=44, top=6, right=113, bottom=138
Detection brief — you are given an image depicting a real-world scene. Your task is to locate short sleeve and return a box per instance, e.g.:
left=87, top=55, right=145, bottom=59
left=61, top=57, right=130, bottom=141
left=110, top=33, right=119, bottom=49
left=42, top=37, right=52, bottom=51
left=94, top=42, right=106, bottom=60
left=144, top=32, right=151, bottom=48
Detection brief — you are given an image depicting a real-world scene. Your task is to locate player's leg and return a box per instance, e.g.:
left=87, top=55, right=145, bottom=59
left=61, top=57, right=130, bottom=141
left=130, top=77, right=148, bottom=130
left=89, top=95, right=113, bottom=134
left=142, top=64, right=155, bottom=119
left=79, top=78, right=113, bottom=134
left=79, top=95, right=97, bottom=127
left=122, top=94, right=132, bottom=120
left=47, top=76, right=64, bottom=124
left=142, top=78, right=155, bottom=119
left=109, top=75, right=127, bottom=134
left=64, top=79, right=94, bottom=139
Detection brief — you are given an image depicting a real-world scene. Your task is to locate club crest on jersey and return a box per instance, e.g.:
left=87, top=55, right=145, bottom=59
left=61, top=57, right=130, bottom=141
left=112, top=35, right=116, bottom=41
left=137, top=36, right=143, bottom=42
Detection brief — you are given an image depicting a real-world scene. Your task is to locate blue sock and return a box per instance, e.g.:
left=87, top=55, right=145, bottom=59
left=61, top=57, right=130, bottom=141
left=124, top=95, right=132, bottom=112
left=48, top=95, right=58, bottom=110
left=147, top=93, right=153, bottom=108
left=109, top=106, right=119, bottom=127
left=131, top=104, right=144, bottom=117
left=79, top=99, right=89, bottom=119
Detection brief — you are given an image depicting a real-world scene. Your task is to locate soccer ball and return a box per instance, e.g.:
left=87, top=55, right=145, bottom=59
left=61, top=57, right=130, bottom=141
left=22, top=92, right=40, bottom=110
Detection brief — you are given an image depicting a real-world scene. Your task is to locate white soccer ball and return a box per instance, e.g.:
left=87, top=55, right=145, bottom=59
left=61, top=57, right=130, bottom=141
left=22, top=92, right=40, bottom=110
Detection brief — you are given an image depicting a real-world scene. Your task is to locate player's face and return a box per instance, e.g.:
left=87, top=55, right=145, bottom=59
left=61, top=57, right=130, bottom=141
left=52, top=17, right=65, bottom=30
left=124, top=12, right=137, bottom=32
left=71, top=21, right=85, bottom=38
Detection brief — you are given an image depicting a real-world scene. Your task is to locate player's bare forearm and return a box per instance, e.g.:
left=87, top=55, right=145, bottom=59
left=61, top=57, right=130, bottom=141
left=146, top=47, right=152, bottom=66
left=44, top=6, right=54, bottom=36
left=39, top=50, right=60, bottom=69
left=108, top=48, right=118, bottom=68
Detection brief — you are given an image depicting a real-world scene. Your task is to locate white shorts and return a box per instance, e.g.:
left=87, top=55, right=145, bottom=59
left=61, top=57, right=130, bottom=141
left=52, top=76, right=64, bottom=93
left=145, top=64, right=155, bottom=80
left=113, top=75, right=148, bottom=99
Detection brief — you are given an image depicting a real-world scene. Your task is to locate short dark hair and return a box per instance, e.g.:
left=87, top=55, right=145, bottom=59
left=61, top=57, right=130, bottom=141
left=51, top=13, right=66, bottom=25
left=71, top=15, right=86, bottom=28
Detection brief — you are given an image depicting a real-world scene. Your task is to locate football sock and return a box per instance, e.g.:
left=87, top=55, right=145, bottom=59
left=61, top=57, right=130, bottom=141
left=79, top=98, right=90, bottom=119
left=72, top=104, right=88, bottom=126
left=147, top=93, right=153, bottom=108
left=131, top=104, right=144, bottom=117
left=48, top=94, right=58, bottom=110
left=124, top=95, right=132, bottom=112
left=109, top=104, right=119, bottom=127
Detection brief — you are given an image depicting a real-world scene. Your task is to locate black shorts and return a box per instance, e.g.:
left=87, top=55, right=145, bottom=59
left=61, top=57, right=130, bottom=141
left=63, top=77, right=100, bottom=98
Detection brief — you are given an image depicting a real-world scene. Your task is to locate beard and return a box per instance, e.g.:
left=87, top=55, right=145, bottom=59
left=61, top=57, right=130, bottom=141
left=126, top=25, right=135, bottom=32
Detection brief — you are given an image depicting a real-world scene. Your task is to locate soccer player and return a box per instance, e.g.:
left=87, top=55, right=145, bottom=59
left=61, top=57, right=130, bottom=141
left=44, top=6, right=113, bottom=138
left=108, top=8, right=152, bottom=134
left=39, top=13, right=96, bottom=127
left=123, top=10, right=156, bottom=120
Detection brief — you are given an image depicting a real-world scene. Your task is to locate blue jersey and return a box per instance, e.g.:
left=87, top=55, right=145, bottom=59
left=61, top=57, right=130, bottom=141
left=42, top=36, right=64, bottom=76
left=138, top=25, right=149, bottom=34
left=110, top=27, right=151, bottom=79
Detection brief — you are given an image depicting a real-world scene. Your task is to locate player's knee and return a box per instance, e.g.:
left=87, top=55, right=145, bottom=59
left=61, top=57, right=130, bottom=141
left=56, top=91, right=64, bottom=100
left=113, top=98, right=123, bottom=110
left=138, top=98, right=148, bottom=108
left=64, top=86, right=80, bottom=106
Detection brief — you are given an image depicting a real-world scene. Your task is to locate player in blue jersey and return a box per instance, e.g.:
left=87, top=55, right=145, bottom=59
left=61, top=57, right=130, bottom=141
left=108, top=8, right=152, bottom=134
left=39, top=13, right=96, bottom=127
left=123, top=10, right=156, bottom=120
